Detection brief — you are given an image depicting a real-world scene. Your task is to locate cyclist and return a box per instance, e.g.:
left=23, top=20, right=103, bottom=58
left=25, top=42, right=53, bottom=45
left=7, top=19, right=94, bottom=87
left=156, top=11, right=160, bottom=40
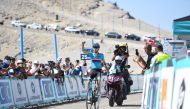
left=82, top=41, right=108, bottom=100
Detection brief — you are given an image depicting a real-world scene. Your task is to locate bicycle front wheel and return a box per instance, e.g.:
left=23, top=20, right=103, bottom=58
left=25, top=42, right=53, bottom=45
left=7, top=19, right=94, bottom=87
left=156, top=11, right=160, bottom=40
left=93, top=96, right=100, bottom=109
left=93, top=89, right=101, bottom=109
left=86, top=91, right=93, bottom=109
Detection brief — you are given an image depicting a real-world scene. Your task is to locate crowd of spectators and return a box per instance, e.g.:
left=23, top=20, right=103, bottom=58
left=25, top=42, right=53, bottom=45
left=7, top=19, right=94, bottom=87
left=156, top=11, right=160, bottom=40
left=0, top=56, right=97, bottom=83
left=0, top=56, right=110, bottom=79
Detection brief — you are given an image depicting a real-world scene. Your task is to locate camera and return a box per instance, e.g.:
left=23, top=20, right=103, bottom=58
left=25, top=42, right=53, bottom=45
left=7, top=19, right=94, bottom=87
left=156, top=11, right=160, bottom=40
left=4, top=56, right=15, bottom=63
left=48, top=61, right=55, bottom=68
left=135, top=49, right=139, bottom=56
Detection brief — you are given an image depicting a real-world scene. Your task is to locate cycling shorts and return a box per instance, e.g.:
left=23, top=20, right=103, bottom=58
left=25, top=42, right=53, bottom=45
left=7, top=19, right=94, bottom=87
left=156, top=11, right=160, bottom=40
left=90, top=69, right=102, bottom=80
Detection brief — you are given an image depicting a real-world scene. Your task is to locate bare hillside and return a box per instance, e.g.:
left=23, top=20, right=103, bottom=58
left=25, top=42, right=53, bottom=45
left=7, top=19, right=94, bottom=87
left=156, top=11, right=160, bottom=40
left=0, top=0, right=172, bottom=73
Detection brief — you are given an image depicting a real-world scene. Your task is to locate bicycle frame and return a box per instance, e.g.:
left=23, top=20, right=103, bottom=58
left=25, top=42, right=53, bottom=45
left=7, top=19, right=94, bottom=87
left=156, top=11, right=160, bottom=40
left=86, top=76, right=101, bottom=109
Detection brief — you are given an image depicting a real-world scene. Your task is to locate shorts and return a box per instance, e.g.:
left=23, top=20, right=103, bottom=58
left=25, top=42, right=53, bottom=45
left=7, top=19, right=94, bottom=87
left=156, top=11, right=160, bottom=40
left=90, top=69, right=102, bottom=80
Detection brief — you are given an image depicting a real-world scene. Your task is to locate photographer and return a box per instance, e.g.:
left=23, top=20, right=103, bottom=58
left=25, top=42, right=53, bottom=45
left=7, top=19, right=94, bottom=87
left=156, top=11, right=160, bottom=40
left=112, top=43, right=131, bottom=96
left=112, top=43, right=129, bottom=65
left=133, top=45, right=156, bottom=74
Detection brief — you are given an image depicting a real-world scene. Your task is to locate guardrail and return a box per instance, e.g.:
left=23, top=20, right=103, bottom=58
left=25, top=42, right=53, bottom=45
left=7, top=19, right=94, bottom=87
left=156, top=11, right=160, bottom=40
left=0, top=74, right=144, bottom=109
left=141, top=56, right=190, bottom=109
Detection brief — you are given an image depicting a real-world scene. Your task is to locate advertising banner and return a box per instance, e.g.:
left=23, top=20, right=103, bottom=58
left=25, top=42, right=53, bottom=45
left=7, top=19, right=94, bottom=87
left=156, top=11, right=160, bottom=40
left=40, top=78, right=56, bottom=102
left=11, top=79, right=28, bottom=105
left=75, top=77, right=87, bottom=98
left=25, top=78, right=42, bottom=104
left=65, top=76, right=79, bottom=99
left=54, top=79, right=67, bottom=100
left=172, top=58, right=190, bottom=109
left=147, top=65, right=161, bottom=109
left=141, top=70, right=152, bottom=109
left=0, top=79, right=14, bottom=108
left=159, top=60, right=175, bottom=109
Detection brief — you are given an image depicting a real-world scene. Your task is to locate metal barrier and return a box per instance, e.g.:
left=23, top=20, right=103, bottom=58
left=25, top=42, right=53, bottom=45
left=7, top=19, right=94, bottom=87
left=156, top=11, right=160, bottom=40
left=0, top=74, right=143, bottom=109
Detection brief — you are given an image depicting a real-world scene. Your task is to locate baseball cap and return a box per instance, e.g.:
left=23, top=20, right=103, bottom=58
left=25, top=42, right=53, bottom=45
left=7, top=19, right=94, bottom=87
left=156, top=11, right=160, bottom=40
left=33, top=61, right=39, bottom=64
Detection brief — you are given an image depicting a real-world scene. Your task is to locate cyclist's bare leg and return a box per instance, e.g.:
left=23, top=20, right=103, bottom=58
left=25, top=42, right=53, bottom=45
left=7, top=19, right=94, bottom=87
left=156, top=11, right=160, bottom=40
left=87, top=80, right=90, bottom=91
left=97, top=80, right=101, bottom=95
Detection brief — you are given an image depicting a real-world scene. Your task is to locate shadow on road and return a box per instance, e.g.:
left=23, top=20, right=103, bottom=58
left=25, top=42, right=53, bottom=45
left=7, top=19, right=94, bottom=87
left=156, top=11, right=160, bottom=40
left=119, top=104, right=141, bottom=107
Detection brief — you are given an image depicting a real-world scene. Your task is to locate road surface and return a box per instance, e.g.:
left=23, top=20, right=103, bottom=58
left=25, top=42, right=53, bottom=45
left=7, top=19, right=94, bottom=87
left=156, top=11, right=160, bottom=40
left=43, top=93, right=142, bottom=109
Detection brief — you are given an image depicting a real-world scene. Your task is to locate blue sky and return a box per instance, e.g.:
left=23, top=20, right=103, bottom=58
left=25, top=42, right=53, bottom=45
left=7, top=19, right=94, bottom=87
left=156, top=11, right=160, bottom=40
left=104, top=0, right=190, bottom=32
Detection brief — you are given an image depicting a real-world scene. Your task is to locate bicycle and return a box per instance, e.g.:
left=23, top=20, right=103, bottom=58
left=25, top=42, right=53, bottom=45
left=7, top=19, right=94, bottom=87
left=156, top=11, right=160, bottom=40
left=86, top=76, right=101, bottom=109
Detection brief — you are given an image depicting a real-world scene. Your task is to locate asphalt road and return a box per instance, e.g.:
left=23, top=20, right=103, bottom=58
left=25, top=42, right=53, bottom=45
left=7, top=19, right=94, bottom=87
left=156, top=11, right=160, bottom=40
left=43, top=93, right=142, bottom=109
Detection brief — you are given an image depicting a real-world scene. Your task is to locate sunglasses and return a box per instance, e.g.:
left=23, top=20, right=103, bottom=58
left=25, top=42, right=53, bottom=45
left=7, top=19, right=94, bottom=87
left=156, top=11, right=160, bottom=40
left=93, top=47, right=100, bottom=49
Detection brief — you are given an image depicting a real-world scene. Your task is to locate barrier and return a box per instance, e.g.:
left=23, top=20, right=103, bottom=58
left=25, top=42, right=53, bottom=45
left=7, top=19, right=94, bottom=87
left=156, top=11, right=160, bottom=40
left=75, top=77, right=87, bottom=98
left=54, top=79, right=67, bottom=101
left=159, top=59, right=175, bottom=109
left=147, top=63, right=161, bottom=109
left=25, top=78, right=42, bottom=105
left=172, top=57, right=190, bottom=109
left=64, top=76, right=80, bottom=99
left=40, top=78, right=56, bottom=103
left=0, top=74, right=143, bottom=108
left=10, top=79, right=28, bottom=107
left=0, top=79, right=14, bottom=109
left=142, top=56, right=190, bottom=109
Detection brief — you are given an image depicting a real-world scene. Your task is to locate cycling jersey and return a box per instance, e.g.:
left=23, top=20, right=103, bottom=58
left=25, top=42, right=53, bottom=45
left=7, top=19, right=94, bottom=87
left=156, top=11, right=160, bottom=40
left=88, top=52, right=104, bottom=69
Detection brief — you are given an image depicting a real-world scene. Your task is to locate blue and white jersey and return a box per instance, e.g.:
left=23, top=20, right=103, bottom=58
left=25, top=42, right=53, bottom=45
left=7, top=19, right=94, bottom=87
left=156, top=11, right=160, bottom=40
left=88, top=52, right=104, bottom=69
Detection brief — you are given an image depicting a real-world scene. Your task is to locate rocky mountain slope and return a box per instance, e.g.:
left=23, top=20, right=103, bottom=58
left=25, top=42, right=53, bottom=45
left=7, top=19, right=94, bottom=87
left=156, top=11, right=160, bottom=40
left=0, top=0, right=171, bottom=74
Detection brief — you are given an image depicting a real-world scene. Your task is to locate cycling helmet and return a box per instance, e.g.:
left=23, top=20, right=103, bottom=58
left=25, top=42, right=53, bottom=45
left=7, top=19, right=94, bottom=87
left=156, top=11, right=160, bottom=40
left=115, top=56, right=122, bottom=61
left=119, top=42, right=128, bottom=47
left=93, top=43, right=100, bottom=48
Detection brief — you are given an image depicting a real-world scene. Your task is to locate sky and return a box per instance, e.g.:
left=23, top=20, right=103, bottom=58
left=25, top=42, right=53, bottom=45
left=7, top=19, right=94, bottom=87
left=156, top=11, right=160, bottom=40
left=104, top=0, right=190, bottom=32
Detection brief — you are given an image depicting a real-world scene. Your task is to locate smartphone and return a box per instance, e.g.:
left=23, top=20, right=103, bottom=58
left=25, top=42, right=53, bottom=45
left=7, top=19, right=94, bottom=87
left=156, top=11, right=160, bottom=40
left=135, top=49, right=139, bottom=56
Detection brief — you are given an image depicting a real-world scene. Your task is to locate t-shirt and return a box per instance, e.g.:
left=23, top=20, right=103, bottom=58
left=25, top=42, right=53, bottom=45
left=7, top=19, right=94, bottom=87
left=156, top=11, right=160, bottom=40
left=109, top=64, right=122, bottom=75
left=88, top=52, right=104, bottom=69
left=146, top=53, right=156, bottom=69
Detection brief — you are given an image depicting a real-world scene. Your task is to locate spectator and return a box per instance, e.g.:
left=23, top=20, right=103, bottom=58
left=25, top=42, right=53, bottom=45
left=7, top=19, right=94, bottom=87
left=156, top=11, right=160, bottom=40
left=7, top=59, right=16, bottom=77
left=0, top=58, right=9, bottom=76
left=134, top=45, right=156, bottom=74
left=81, top=60, right=88, bottom=76
left=42, top=65, right=51, bottom=77
left=68, top=64, right=75, bottom=75
left=29, top=61, right=40, bottom=76
left=54, top=63, right=64, bottom=84
left=73, top=60, right=82, bottom=75
left=26, top=63, right=32, bottom=76
left=150, top=44, right=171, bottom=68
left=63, top=57, right=73, bottom=75
left=16, top=59, right=27, bottom=79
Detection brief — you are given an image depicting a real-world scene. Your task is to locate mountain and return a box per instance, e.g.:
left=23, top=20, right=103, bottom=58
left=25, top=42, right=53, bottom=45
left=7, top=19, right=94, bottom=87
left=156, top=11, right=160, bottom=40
left=0, top=0, right=171, bottom=64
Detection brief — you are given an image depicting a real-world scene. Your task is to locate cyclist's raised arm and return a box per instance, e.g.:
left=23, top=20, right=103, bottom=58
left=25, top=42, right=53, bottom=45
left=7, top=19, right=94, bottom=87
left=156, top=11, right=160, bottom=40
left=82, top=41, right=89, bottom=54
